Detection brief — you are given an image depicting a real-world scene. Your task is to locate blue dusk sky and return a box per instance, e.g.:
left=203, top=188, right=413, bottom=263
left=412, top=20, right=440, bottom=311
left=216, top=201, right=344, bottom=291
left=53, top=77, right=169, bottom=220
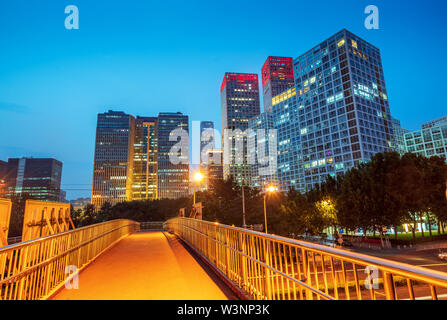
left=0, top=0, right=446, bottom=200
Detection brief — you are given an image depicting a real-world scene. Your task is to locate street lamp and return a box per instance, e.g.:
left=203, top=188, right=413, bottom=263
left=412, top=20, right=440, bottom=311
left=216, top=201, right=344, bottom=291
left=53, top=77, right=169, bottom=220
left=264, top=185, right=278, bottom=234
left=193, top=171, right=204, bottom=205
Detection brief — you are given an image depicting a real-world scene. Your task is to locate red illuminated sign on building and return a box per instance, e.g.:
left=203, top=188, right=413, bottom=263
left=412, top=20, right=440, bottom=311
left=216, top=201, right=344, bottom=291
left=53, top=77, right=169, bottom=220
left=220, top=73, right=258, bottom=93
left=261, top=56, right=294, bottom=89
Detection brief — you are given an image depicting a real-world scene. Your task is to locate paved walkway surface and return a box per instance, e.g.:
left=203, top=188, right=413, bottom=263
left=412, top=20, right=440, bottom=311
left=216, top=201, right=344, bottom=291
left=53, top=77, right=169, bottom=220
left=52, top=231, right=228, bottom=300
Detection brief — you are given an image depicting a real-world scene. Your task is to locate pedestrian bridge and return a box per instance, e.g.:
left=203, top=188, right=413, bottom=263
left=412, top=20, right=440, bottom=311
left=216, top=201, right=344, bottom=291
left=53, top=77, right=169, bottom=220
left=1, top=218, right=447, bottom=300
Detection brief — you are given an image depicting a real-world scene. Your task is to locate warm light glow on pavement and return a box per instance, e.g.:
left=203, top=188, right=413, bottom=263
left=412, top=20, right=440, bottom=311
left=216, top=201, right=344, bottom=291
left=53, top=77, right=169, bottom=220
left=52, top=232, right=228, bottom=300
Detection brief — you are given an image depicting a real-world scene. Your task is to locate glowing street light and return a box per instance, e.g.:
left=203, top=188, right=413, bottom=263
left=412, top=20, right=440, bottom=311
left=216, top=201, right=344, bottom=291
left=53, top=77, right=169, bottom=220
left=264, top=184, right=278, bottom=234
left=194, top=172, right=204, bottom=183
left=193, top=171, right=204, bottom=205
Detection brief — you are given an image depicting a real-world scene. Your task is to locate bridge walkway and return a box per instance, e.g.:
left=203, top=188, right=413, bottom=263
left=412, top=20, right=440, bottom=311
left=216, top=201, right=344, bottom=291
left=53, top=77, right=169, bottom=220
left=51, top=231, right=230, bottom=300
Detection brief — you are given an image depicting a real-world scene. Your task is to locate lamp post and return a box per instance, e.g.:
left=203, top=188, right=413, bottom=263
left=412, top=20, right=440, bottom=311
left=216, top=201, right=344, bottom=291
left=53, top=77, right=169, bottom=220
left=193, top=171, right=204, bottom=205
left=263, top=185, right=278, bottom=234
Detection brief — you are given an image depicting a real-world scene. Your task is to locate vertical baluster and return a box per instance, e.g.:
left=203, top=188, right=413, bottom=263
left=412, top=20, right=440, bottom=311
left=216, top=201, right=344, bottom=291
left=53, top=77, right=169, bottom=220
left=330, top=257, right=338, bottom=300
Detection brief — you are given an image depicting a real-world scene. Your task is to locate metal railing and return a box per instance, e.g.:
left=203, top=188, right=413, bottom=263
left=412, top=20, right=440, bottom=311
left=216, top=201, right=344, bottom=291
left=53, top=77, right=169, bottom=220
left=165, top=218, right=447, bottom=300
left=0, top=219, right=139, bottom=300
left=139, top=221, right=165, bottom=231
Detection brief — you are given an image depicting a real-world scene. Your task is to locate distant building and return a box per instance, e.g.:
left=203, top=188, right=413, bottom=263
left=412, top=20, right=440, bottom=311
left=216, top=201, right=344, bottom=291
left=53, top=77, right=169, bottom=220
left=221, top=72, right=261, bottom=185
left=133, top=116, right=158, bottom=201
left=391, top=117, right=410, bottom=155
left=261, top=56, right=295, bottom=112
left=0, top=160, right=8, bottom=197
left=70, top=197, right=91, bottom=211
left=200, top=121, right=215, bottom=166
left=206, top=149, right=223, bottom=184
left=91, top=110, right=135, bottom=209
left=422, top=115, right=447, bottom=129
left=404, top=122, right=447, bottom=160
left=59, top=190, right=67, bottom=202
left=248, top=112, right=277, bottom=189
left=272, top=88, right=303, bottom=192
left=5, top=158, right=63, bottom=201
left=157, top=112, right=190, bottom=199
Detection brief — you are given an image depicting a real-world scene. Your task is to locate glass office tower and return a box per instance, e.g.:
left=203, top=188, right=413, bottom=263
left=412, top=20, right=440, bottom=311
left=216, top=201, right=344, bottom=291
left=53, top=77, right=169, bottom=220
left=261, top=56, right=295, bottom=112
left=273, top=29, right=393, bottom=192
left=206, top=148, right=223, bottom=184
left=91, top=110, right=135, bottom=208
left=5, top=158, right=63, bottom=201
left=133, top=116, right=158, bottom=200
left=404, top=120, right=447, bottom=160
left=157, top=112, right=189, bottom=199
left=0, top=160, right=7, bottom=197
left=248, top=112, right=277, bottom=189
left=220, top=72, right=261, bottom=185
left=422, top=115, right=447, bottom=129
left=200, top=121, right=215, bottom=166
left=391, top=117, right=410, bottom=155
left=271, top=88, right=304, bottom=192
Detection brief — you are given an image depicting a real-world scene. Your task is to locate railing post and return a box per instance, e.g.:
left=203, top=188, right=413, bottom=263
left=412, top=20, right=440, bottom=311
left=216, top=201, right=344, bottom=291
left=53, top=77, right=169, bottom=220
left=225, top=229, right=231, bottom=278
left=239, top=232, right=248, bottom=290
left=215, top=225, right=219, bottom=267
left=301, top=248, right=313, bottom=300
left=383, top=272, right=396, bottom=300
left=263, top=238, right=273, bottom=300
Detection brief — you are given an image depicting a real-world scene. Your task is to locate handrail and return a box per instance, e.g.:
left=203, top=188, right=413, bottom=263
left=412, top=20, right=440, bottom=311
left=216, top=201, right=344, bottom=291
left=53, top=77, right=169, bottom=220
left=0, top=219, right=139, bottom=300
left=165, top=218, right=447, bottom=300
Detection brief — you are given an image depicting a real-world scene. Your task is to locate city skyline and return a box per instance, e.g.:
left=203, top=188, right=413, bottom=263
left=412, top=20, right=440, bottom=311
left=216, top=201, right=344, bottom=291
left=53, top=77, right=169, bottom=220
left=1, top=1, right=447, bottom=200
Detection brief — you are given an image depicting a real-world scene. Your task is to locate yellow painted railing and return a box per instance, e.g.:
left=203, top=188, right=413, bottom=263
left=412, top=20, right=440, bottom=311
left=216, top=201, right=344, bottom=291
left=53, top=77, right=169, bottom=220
left=165, top=218, right=447, bottom=300
left=0, top=219, right=139, bottom=300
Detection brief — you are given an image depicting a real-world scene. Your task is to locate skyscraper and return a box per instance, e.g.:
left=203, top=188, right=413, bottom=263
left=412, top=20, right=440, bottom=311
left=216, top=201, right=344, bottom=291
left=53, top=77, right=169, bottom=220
left=132, top=116, right=158, bottom=201
left=5, top=158, right=63, bottom=201
left=221, top=72, right=261, bottom=185
left=206, top=149, right=223, bottom=184
left=200, top=121, right=215, bottom=166
left=422, top=115, right=447, bottom=130
left=271, top=88, right=303, bottom=192
left=261, top=56, right=295, bottom=112
left=0, top=160, right=6, bottom=197
left=157, top=112, right=189, bottom=199
left=91, top=110, right=135, bottom=208
left=273, top=29, right=393, bottom=192
left=404, top=116, right=447, bottom=160
left=248, top=112, right=277, bottom=189
left=391, top=117, right=410, bottom=155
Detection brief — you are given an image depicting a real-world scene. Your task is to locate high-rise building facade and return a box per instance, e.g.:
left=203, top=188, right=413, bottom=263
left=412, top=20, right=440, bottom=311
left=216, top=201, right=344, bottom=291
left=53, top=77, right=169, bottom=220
left=157, top=112, right=189, bottom=199
left=200, top=121, right=215, bottom=166
left=404, top=121, right=447, bottom=160
left=261, top=56, right=295, bottom=112
left=221, top=73, right=261, bottom=185
left=5, top=158, right=63, bottom=201
left=0, top=160, right=7, bottom=197
left=422, top=115, right=447, bottom=129
left=273, top=29, right=393, bottom=192
left=248, top=112, right=278, bottom=189
left=206, top=149, right=223, bottom=185
left=91, top=110, right=135, bottom=209
left=133, top=116, right=158, bottom=200
left=271, top=88, right=304, bottom=192
left=391, top=117, right=410, bottom=155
